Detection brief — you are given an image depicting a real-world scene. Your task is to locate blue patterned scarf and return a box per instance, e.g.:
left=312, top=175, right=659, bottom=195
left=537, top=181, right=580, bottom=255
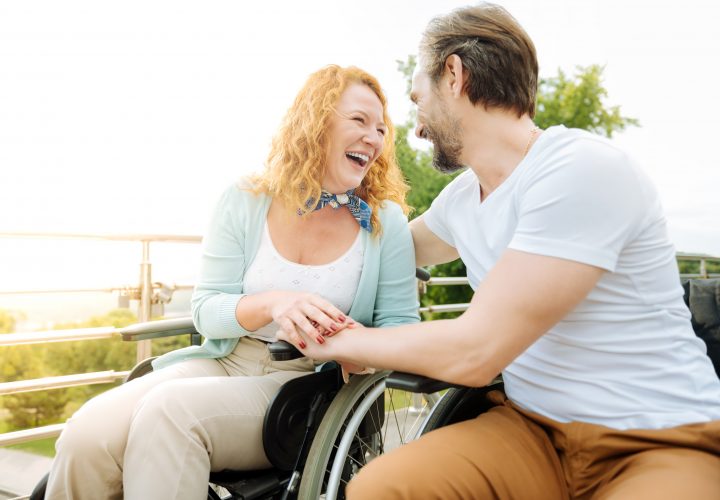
left=302, top=190, right=373, bottom=232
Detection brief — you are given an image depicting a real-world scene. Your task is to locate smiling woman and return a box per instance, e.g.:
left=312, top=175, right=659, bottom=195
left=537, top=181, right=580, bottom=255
left=322, top=84, right=388, bottom=194
left=44, top=64, right=420, bottom=499
left=254, top=65, right=408, bottom=236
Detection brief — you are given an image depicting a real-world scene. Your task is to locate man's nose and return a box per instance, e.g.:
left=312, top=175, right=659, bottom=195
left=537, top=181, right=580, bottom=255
left=415, top=123, right=425, bottom=140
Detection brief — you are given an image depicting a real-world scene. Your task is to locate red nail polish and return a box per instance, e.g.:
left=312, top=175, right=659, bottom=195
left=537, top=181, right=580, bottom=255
left=317, top=336, right=325, bottom=344
left=330, top=324, right=338, bottom=332
left=339, top=315, right=346, bottom=322
left=300, top=341, right=307, bottom=349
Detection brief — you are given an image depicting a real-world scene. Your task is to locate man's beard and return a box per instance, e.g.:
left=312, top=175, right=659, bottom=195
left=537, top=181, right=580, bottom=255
left=426, top=115, right=465, bottom=174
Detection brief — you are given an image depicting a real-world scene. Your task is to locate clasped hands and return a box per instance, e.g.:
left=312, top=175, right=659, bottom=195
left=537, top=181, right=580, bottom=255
left=270, top=291, right=366, bottom=377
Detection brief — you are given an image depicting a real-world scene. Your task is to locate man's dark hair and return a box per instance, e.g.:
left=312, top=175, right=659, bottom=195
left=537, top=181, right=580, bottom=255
left=420, top=3, right=538, bottom=118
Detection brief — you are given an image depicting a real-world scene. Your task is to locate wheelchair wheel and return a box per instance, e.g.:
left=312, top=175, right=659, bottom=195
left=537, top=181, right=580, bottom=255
left=124, top=356, right=157, bottom=382
left=298, top=372, right=439, bottom=500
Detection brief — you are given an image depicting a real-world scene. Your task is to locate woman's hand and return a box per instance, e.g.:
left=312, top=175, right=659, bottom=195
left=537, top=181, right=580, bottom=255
left=276, top=319, right=361, bottom=360
left=268, top=291, right=354, bottom=348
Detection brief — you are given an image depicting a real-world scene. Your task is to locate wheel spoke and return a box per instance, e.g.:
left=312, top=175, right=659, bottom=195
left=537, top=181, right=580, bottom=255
left=299, top=373, right=444, bottom=500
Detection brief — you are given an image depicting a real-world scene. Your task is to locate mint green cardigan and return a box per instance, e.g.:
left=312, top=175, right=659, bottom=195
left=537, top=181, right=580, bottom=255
left=153, top=182, right=419, bottom=370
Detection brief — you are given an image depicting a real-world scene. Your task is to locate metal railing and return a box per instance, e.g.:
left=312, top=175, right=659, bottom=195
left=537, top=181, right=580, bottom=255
left=1, top=231, right=718, bottom=450
left=416, top=253, right=720, bottom=315
left=0, top=232, right=199, bottom=450
left=0, top=231, right=200, bottom=362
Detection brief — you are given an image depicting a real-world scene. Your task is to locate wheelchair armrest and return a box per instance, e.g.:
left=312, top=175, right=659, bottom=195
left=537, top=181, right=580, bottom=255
left=415, top=267, right=431, bottom=282
left=118, top=316, right=198, bottom=341
left=384, top=372, right=464, bottom=393
left=268, top=347, right=464, bottom=394
left=268, top=340, right=305, bottom=361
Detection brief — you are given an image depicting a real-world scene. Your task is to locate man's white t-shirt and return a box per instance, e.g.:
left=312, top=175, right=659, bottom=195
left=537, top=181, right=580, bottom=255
left=423, top=125, right=720, bottom=430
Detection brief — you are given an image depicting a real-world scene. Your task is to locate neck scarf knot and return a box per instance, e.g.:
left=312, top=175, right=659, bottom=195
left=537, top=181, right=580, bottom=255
left=303, top=190, right=372, bottom=232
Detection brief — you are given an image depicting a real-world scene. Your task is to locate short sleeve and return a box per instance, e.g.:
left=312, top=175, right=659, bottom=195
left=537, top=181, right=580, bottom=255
left=508, top=139, right=648, bottom=272
left=422, top=171, right=476, bottom=247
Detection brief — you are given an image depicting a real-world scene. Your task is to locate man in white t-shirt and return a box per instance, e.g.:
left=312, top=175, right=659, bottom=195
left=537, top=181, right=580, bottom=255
left=280, top=3, right=720, bottom=498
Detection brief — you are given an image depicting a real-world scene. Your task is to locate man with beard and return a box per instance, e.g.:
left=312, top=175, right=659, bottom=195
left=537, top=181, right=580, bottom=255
left=278, top=3, right=720, bottom=498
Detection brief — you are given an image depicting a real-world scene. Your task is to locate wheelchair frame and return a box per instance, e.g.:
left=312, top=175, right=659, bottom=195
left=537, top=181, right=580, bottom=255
left=31, top=316, right=440, bottom=500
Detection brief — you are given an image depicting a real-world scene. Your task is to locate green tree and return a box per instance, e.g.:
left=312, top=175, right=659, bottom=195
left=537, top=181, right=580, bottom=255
left=536, top=65, right=639, bottom=137
left=395, top=58, right=638, bottom=318
left=2, top=358, right=69, bottom=429
left=1, top=341, right=70, bottom=430
left=2, top=306, right=193, bottom=431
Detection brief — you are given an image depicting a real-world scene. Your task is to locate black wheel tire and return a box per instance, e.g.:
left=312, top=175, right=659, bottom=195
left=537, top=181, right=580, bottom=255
left=29, top=472, right=48, bottom=500
left=125, top=356, right=158, bottom=382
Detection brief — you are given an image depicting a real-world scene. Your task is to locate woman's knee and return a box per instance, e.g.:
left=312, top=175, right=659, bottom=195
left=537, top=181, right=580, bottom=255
left=55, top=396, right=128, bottom=459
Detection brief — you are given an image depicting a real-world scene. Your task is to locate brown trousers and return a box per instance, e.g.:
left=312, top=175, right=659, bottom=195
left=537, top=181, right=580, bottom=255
left=347, top=391, right=720, bottom=499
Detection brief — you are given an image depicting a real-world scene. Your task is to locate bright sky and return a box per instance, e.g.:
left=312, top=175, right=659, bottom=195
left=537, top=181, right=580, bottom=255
left=1, top=0, right=719, bottom=291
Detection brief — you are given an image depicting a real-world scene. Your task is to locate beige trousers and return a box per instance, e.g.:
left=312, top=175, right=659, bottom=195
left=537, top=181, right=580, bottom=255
left=348, top=390, right=720, bottom=500
left=45, top=337, right=314, bottom=500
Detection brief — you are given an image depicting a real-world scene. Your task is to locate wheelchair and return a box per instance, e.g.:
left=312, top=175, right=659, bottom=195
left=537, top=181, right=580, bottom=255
left=30, top=269, right=440, bottom=500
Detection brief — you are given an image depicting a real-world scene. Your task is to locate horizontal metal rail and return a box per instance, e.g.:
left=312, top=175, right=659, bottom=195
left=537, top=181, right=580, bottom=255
left=425, top=274, right=720, bottom=287
left=418, top=303, right=469, bottom=314
left=0, top=231, right=201, bottom=243
left=676, top=253, right=720, bottom=261
left=0, top=371, right=129, bottom=396
left=0, top=327, right=118, bottom=346
left=0, top=423, right=65, bottom=447
left=0, top=284, right=194, bottom=296
left=426, top=277, right=469, bottom=286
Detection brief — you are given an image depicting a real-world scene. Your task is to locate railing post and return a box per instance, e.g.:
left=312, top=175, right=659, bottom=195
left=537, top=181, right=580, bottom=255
left=700, top=258, right=708, bottom=278
left=410, top=275, right=427, bottom=413
left=137, top=240, right=153, bottom=362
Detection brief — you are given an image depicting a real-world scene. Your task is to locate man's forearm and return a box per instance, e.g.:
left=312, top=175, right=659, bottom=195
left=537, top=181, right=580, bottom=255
left=328, top=317, right=500, bottom=387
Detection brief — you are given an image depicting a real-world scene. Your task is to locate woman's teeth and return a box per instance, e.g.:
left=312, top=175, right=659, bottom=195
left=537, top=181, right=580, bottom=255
left=346, top=152, right=369, bottom=167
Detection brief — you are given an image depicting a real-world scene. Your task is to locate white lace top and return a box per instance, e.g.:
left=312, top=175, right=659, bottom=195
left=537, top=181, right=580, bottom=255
left=242, top=221, right=365, bottom=340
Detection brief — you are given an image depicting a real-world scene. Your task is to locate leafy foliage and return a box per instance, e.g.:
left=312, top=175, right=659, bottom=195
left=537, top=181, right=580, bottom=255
left=1, top=343, right=70, bottom=430
left=536, top=65, right=639, bottom=137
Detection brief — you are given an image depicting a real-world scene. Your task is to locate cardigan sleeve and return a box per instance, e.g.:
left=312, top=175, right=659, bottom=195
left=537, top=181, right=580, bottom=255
left=372, top=202, right=421, bottom=327
left=190, top=185, right=255, bottom=339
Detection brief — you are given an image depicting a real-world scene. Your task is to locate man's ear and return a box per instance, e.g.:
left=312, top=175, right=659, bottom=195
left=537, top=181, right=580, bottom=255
left=444, top=54, right=467, bottom=99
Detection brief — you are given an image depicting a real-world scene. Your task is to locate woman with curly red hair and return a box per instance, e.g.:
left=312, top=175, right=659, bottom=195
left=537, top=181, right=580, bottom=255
left=46, top=65, right=419, bottom=499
